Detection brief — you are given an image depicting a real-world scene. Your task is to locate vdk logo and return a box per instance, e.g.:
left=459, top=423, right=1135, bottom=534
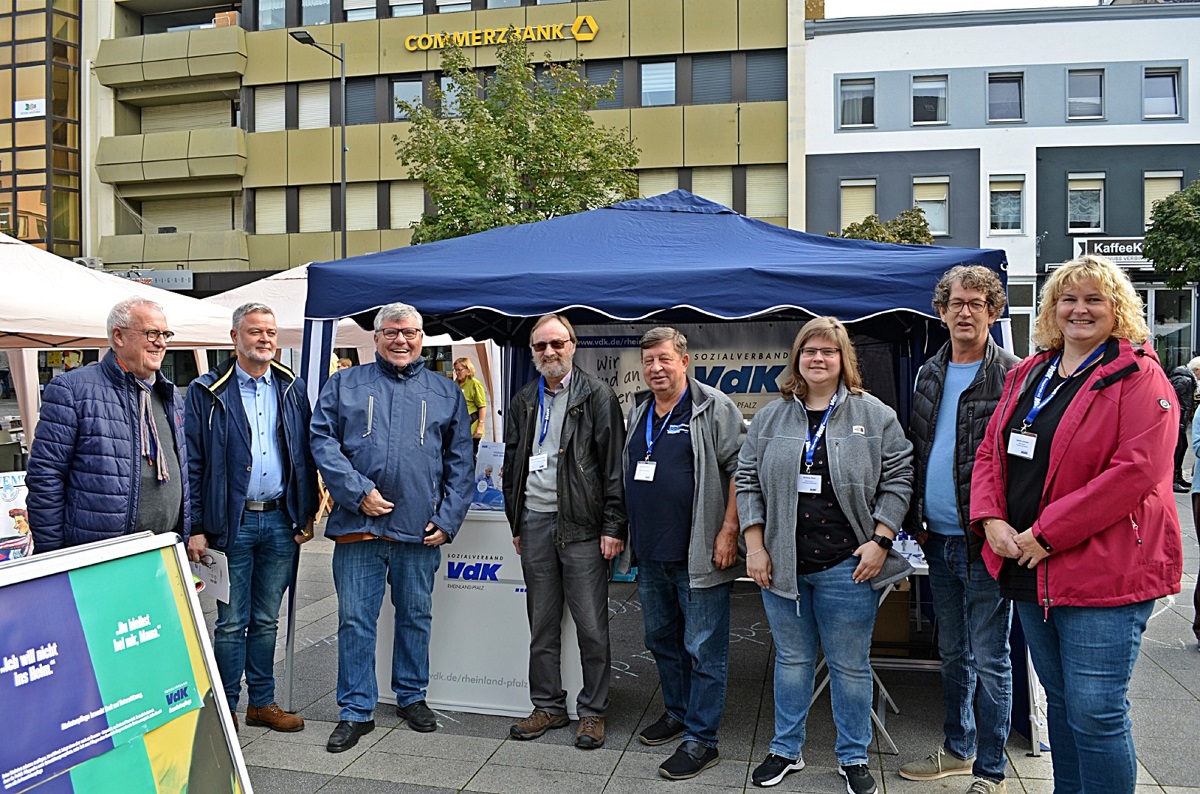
left=447, top=562, right=501, bottom=581
left=694, top=365, right=785, bottom=394
left=165, top=684, right=189, bottom=705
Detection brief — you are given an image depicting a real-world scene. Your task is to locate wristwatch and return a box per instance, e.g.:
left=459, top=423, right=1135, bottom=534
left=870, top=534, right=894, bottom=550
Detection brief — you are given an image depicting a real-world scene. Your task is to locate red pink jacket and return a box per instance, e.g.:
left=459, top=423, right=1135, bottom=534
left=970, top=338, right=1182, bottom=610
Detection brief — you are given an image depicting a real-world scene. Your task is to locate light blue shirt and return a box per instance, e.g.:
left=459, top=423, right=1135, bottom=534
left=236, top=362, right=284, bottom=501
left=924, top=360, right=981, bottom=536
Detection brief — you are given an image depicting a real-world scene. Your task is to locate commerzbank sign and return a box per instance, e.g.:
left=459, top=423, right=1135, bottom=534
left=404, top=15, right=599, bottom=52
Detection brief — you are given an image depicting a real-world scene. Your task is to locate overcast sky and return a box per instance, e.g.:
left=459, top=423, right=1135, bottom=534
left=824, top=0, right=1100, bottom=17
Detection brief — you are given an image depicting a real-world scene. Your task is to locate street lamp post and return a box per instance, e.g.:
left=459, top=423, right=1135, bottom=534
left=288, top=30, right=347, bottom=260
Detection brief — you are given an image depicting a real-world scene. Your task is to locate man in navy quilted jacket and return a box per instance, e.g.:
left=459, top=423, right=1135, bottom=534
left=27, top=297, right=190, bottom=552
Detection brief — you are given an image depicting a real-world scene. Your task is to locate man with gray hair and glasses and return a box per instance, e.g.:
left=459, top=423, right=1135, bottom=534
left=311, top=302, right=474, bottom=753
left=185, top=302, right=318, bottom=733
left=28, top=297, right=190, bottom=551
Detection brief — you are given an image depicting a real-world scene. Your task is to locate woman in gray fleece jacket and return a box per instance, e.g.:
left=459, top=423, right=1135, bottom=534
left=736, top=317, right=913, bottom=794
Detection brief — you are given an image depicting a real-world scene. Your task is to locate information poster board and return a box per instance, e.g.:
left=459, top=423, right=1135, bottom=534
left=0, top=533, right=251, bottom=793
left=0, top=471, right=33, bottom=562
left=470, top=442, right=505, bottom=511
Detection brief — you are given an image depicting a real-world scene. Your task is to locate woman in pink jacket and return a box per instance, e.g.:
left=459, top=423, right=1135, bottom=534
left=970, top=254, right=1182, bottom=794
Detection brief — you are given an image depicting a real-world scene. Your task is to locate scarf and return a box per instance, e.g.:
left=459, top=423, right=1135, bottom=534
left=134, top=378, right=170, bottom=483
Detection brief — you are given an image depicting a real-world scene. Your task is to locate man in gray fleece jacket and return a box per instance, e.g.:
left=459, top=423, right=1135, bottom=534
left=622, top=327, right=746, bottom=781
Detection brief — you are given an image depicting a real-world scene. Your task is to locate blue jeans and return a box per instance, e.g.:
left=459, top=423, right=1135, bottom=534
left=213, top=509, right=298, bottom=711
left=925, top=533, right=1013, bottom=782
left=332, top=539, right=440, bottom=721
left=760, top=556, right=879, bottom=765
left=1014, top=599, right=1153, bottom=794
left=639, top=561, right=732, bottom=749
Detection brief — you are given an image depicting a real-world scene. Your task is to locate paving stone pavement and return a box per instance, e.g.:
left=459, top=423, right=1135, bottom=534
left=201, top=494, right=1200, bottom=794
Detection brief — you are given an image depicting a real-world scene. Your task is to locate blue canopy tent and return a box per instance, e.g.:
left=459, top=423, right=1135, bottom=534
left=301, top=191, right=1008, bottom=415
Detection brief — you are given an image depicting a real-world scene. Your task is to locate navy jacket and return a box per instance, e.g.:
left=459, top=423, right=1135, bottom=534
left=27, top=350, right=190, bottom=551
left=310, top=355, right=474, bottom=542
left=185, top=357, right=319, bottom=550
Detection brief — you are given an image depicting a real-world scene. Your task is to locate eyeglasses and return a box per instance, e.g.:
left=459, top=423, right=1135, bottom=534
left=379, top=327, right=422, bottom=341
left=799, top=347, right=840, bottom=358
left=123, top=327, right=175, bottom=342
left=946, top=299, right=989, bottom=315
left=532, top=339, right=570, bottom=353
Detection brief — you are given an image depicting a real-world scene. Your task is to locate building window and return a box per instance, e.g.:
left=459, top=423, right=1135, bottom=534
left=987, top=73, right=1023, bottom=123
left=437, top=0, right=471, bottom=12
left=538, top=0, right=573, bottom=4
left=989, top=176, right=1024, bottom=234
left=1067, top=69, right=1103, bottom=119
left=298, top=82, right=330, bottom=129
left=586, top=60, right=624, bottom=110
left=641, top=62, right=676, bottom=107
left=301, top=0, right=331, bottom=25
left=840, top=179, right=876, bottom=227
left=639, top=169, right=678, bottom=197
left=1067, top=174, right=1104, bottom=233
left=746, top=50, right=787, bottom=103
left=343, top=0, right=376, bottom=20
left=439, top=76, right=461, bottom=117
left=487, top=0, right=521, bottom=6
left=1144, top=68, right=1181, bottom=119
left=391, top=181, right=424, bottom=229
left=691, top=166, right=733, bottom=208
left=839, top=78, right=874, bottom=127
left=1144, top=171, right=1183, bottom=228
left=345, top=79, right=377, bottom=126
left=254, top=86, right=285, bottom=132
left=392, top=79, right=423, bottom=121
left=747, top=165, right=787, bottom=218
left=258, top=0, right=285, bottom=30
left=346, top=183, right=378, bottom=231
left=913, top=177, right=949, bottom=236
left=912, top=75, right=947, bottom=124
left=692, top=54, right=732, bottom=106
left=390, top=0, right=422, bottom=16
left=299, top=186, right=332, bottom=233
left=255, top=188, right=286, bottom=234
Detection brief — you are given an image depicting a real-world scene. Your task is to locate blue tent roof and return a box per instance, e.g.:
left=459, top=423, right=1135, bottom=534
left=305, top=191, right=1006, bottom=342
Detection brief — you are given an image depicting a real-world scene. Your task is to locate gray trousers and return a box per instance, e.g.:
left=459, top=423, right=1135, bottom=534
left=519, top=509, right=611, bottom=717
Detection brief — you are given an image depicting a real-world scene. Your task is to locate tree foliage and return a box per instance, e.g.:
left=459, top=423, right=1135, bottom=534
left=828, top=207, right=934, bottom=245
left=1146, top=179, right=1200, bottom=289
left=393, top=34, right=640, bottom=244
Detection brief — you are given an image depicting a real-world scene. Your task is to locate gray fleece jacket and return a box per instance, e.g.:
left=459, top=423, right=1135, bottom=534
left=622, top=378, right=748, bottom=589
left=736, top=382, right=915, bottom=594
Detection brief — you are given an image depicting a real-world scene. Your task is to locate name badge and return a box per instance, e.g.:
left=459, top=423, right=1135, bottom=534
left=529, top=453, right=548, bottom=471
left=1008, top=431, right=1037, bottom=460
left=634, top=460, right=657, bottom=482
left=797, top=473, right=822, bottom=494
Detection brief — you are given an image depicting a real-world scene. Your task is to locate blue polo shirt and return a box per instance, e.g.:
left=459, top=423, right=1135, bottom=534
left=236, top=362, right=284, bottom=501
left=625, top=397, right=694, bottom=563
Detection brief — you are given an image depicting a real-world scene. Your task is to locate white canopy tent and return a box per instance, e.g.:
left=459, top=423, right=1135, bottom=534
left=0, top=234, right=235, bottom=440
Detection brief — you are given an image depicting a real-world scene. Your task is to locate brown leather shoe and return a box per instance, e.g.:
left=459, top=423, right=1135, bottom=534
left=575, top=715, right=605, bottom=750
left=509, top=708, right=570, bottom=740
left=245, top=703, right=304, bottom=732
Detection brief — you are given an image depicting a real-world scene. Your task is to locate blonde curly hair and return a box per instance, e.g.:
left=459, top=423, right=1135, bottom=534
left=1032, top=255, right=1150, bottom=350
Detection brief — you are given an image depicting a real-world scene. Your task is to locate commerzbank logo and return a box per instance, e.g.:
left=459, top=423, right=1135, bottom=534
left=404, top=15, right=599, bottom=52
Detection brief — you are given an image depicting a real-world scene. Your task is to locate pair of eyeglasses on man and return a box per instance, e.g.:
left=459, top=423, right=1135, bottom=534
left=123, top=328, right=175, bottom=342
left=946, top=299, right=988, bottom=314
left=531, top=339, right=570, bottom=352
left=379, top=328, right=422, bottom=341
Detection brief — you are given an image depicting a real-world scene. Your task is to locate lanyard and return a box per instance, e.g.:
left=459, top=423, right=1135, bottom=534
left=644, top=388, right=688, bottom=460
left=803, top=393, right=837, bottom=472
left=1022, top=345, right=1105, bottom=429
left=537, top=377, right=555, bottom=448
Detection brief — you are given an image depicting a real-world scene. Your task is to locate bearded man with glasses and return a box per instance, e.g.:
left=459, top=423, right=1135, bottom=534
left=28, top=297, right=190, bottom=552
left=310, top=301, right=474, bottom=753
left=502, top=313, right=627, bottom=751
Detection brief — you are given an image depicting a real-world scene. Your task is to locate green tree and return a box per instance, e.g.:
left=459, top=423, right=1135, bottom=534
left=828, top=207, right=934, bottom=245
left=394, top=34, right=640, bottom=244
left=1146, top=179, right=1200, bottom=289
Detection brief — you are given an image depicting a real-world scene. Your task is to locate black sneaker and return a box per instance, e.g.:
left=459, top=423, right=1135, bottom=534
left=839, top=764, right=878, bottom=794
left=658, top=740, right=719, bottom=780
left=752, top=753, right=805, bottom=787
left=639, top=712, right=685, bottom=746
